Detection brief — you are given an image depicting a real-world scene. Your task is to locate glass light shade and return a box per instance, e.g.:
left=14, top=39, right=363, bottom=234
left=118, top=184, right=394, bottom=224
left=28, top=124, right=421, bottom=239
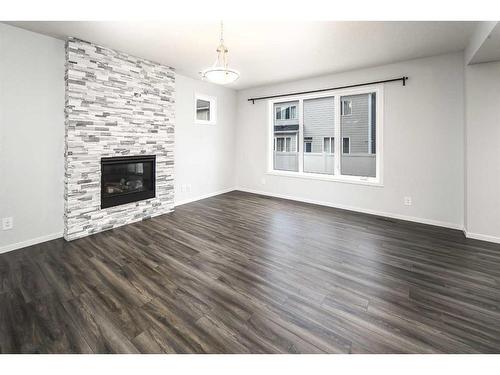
left=202, top=68, right=240, bottom=85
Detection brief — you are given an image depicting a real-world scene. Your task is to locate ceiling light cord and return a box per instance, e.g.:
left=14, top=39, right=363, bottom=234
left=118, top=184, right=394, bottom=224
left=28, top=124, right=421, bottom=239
left=216, top=21, right=228, bottom=69
left=220, top=20, right=224, bottom=44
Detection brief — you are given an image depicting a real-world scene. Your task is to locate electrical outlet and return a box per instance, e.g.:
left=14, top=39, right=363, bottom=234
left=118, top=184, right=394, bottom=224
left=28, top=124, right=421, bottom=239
left=261, top=177, right=266, bottom=185
left=2, top=217, right=13, bottom=230
left=404, top=196, right=412, bottom=206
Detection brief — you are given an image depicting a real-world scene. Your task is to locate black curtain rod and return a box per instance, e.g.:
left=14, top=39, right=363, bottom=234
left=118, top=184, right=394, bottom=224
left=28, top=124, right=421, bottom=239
left=247, top=76, right=408, bottom=104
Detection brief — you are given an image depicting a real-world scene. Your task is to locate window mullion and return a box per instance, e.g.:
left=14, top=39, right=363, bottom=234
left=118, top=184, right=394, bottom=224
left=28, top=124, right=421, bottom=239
left=298, top=99, right=304, bottom=173
left=334, top=95, right=341, bottom=176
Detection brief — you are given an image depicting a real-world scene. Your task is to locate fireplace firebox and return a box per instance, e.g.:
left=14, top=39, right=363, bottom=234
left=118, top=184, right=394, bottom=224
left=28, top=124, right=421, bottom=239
left=101, top=155, right=156, bottom=209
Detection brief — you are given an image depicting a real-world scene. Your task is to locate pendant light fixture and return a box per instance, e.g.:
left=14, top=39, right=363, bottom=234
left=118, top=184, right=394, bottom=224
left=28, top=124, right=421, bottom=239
left=201, top=21, right=240, bottom=85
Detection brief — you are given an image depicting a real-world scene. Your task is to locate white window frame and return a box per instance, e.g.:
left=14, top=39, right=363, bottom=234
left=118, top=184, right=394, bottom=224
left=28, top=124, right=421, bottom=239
left=267, top=85, right=383, bottom=186
left=194, top=93, right=217, bottom=125
left=342, top=137, right=351, bottom=154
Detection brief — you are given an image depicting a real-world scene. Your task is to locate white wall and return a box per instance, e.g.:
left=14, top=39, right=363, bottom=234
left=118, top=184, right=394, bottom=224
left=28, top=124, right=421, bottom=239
left=174, top=74, right=237, bottom=205
left=0, top=24, right=65, bottom=251
left=0, top=23, right=237, bottom=252
left=465, top=61, right=500, bottom=243
left=235, top=53, right=465, bottom=229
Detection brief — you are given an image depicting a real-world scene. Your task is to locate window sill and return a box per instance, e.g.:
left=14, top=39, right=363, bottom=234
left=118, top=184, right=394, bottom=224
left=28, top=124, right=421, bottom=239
left=266, top=170, right=383, bottom=187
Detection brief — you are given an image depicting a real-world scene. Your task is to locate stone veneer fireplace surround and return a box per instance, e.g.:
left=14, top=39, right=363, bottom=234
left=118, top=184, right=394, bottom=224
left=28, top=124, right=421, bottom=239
left=64, top=38, right=175, bottom=241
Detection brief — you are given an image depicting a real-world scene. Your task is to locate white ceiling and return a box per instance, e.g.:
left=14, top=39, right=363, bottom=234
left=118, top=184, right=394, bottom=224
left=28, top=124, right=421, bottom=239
left=470, top=23, right=500, bottom=64
left=8, top=21, right=477, bottom=90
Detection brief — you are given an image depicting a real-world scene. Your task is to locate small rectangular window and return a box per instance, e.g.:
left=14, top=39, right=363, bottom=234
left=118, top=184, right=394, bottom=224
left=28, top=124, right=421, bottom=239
left=290, top=106, right=297, bottom=119
left=276, top=137, right=283, bottom=152
left=341, top=99, right=352, bottom=116
left=342, top=137, right=350, bottom=154
left=305, top=141, right=312, bottom=153
left=195, top=93, right=217, bottom=125
left=276, top=107, right=281, bottom=120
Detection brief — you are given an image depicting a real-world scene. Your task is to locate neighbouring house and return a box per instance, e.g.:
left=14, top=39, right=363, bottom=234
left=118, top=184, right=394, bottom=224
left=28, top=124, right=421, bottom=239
left=273, top=93, right=376, bottom=176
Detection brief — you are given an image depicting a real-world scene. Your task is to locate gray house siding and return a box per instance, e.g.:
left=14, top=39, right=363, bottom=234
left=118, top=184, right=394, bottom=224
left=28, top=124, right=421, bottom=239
left=303, top=96, right=335, bottom=153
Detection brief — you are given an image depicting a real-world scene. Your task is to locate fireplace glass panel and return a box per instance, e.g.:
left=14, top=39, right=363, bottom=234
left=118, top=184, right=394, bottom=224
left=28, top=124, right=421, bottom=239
left=101, top=155, right=155, bottom=208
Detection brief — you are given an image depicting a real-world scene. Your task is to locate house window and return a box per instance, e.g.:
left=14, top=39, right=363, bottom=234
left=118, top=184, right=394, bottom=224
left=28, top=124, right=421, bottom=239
left=275, top=137, right=292, bottom=152
left=275, top=104, right=298, bottom=120
left=341, top=99, right=352, bottom=116
left=323, top=137, right=334, bottom=154
left=194, top=93, right=217, bottom=125
left=304, top=137, right=312, bottom=153
left=269, top=86, right=382, bottom=183
left=342, top=137, right=350, bottom=154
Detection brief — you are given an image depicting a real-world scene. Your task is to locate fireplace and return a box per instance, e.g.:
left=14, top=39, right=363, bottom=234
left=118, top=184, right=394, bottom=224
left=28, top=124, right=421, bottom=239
left=101, top=155, right=156, bottom=209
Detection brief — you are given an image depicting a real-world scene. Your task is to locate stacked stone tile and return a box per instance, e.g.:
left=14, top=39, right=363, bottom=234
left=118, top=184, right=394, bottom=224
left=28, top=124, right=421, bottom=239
left=64, top=38, right=175, bottom=240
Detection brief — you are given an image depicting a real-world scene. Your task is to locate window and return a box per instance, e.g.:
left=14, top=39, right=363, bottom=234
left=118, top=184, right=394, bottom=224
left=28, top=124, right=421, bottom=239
left=275, top=103, right=298, bottom=120
left=340, top=93, right=376, bottom=177
left=342, top=137, right=350, bottom=154
left=341, top=99, right=352, bottom=116
left=194, top=93, right=217, bottom=125
left=304, top=138, right=312, bottom=153
left=275, top=137, right=292, bottom=152
left=269, top=86, right=382, bottom=184
left=303, top=96, right=335, bottom=175
left=273, top=101, right=299, bottom=172
left=323, top=137, right=334, bottom=154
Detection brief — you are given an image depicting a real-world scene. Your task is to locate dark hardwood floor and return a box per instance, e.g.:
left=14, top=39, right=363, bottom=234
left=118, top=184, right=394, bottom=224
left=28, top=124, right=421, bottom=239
left=1, top=191, right=500, bottom=353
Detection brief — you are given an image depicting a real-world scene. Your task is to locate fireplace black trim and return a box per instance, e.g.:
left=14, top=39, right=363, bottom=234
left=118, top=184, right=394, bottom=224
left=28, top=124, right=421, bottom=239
left=100, top=155, right=156, bottom=209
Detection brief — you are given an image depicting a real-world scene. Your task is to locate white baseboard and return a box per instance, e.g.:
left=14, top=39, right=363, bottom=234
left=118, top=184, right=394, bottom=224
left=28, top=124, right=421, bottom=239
left=3, top=189, right=497, bottom=254
left=0, top=232, right=63, bottom=255
left=174, top=187, right=236, bottom=207
left=236, top=186, right=463, bottom=231
left=463, top=230, right=500, bottom=244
